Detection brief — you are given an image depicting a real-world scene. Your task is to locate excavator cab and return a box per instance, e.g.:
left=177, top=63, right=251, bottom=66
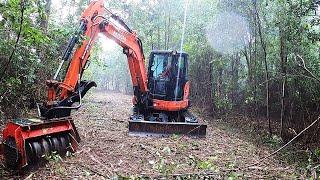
left=148, top=51, right=188, bottom=101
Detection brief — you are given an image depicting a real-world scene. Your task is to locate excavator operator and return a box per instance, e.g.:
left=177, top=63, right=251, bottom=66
left=159, top=63, right=172, bottom=79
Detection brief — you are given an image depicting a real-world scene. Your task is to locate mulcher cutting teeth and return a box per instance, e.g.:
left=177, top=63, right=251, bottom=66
left=2, top=117, right=80, bottom=169
left=25, top=134, right=71, bottom=164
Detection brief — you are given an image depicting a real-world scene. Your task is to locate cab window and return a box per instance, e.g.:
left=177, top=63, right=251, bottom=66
left=151, top=54, right=173, bottom=78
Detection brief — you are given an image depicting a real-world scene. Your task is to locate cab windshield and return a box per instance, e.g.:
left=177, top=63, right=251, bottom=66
left=150, top=53, right=186, bottom=80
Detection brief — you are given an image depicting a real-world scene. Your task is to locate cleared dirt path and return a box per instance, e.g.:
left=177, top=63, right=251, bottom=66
left=1, top=91, right=299, bottom=179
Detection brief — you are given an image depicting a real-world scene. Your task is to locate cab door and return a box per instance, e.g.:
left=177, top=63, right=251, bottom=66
left=148, top=52, right=172, bottom=100
left=171, top=54, right=188, bottom=100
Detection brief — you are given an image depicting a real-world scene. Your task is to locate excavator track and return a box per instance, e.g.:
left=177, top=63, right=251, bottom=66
left=2, top=117, right=80, bottom=169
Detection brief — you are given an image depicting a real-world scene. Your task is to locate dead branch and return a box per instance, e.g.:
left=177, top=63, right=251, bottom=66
left=244, top=115, right=320, bottom=169
left=295, top=54, right=320, bottom=83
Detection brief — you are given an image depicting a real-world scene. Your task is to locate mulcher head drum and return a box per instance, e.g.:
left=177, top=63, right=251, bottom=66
left=2, top=117, right=80, bottom=169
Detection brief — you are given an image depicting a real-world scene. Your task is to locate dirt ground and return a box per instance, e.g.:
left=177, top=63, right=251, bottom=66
left=0, top=90, right=301, bottom=179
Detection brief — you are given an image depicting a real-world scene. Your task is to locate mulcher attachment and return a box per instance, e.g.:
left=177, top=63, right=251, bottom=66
left=2, top=117, right=80, bottom=169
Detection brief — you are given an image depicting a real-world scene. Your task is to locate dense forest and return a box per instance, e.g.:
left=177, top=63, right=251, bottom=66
left=0, top=0, right=320, bottom=177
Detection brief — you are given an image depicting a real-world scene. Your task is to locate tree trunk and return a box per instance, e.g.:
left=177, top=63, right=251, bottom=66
left=167, top=15, right=171, bottom=49
left=164, top=13, right=167, bottom=50
left=157, top=26, right=160, bottom=49
left=35, top=0, right=51, bottom=99
left=280, top=77, right=286, bottom=137
left=217, top=68, right=223, bottom=103
left=280, top=26, right=288, bottom=137
left=252, top=7, right=258, bottom=117
left=231, top=53, right=240, bottom=107
left=255, top=1, right=272, bottom=136
left=150, top=33, right=154, bottom=50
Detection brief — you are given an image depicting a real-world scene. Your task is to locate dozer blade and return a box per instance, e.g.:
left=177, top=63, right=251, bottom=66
left=128, top=120, right=207, bottom=137
left=2, top=117, right=80, bottom=169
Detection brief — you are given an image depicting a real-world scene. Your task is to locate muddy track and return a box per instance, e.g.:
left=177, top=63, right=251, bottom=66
left=1, top=91, right=299, bottom=179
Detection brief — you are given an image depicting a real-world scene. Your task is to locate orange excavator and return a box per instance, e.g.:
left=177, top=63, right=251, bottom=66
left=1, top=0, right=206, bottom=169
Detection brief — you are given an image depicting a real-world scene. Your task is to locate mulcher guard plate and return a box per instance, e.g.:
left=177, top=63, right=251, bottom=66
left=128, top=120, right=207, bottom=137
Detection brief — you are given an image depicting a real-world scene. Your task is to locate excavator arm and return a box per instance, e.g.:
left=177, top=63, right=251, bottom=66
left=41, top=0, right=149, bottom=119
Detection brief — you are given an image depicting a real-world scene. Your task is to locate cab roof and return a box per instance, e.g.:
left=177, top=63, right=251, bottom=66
left=150, top=50, right=188, bottom=56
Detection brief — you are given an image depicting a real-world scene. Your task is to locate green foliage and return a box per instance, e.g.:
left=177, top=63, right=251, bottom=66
left=187, top=154, right=220, bottom=173
left=265, top=134, right=283, bottom=147
left=44, top=151, right=63, bottom=162
left=300, top=150, right=320, bottom=179
left=152, top=146, right=177, bottom=176
left=0, top=0, right=79, bottom=118
left=227, top=172, right=240, bottom=180
left=197, top=158, right=219, bottom=172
